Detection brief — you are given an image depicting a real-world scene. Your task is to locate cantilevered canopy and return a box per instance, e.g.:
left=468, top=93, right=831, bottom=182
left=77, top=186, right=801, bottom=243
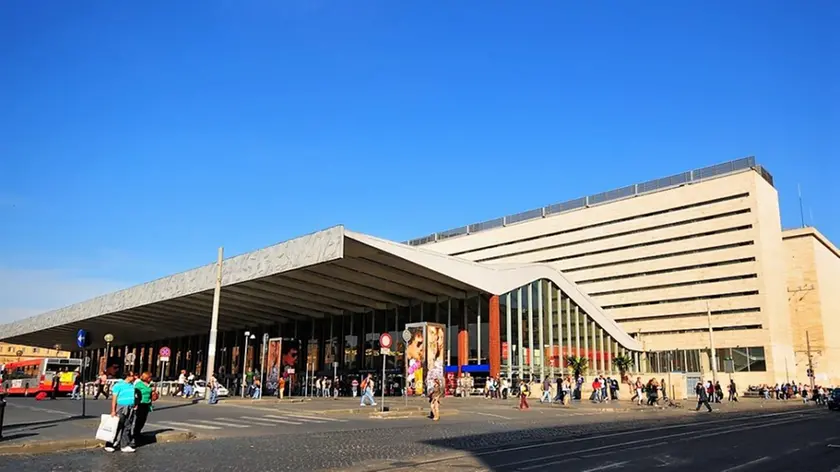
left=0, top=226, right=641, bottom=351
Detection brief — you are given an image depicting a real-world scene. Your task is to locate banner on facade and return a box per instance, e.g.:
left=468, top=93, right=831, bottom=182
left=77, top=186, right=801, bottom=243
left=265, top=338, right=282, bottom=395
left=404, top=322, right=445, bottom=397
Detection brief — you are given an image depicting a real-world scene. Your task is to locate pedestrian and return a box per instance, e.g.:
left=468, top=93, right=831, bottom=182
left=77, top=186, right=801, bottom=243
left=541, top=377, right=552, bottom=403
left=728, top=379, right=738, bottom=402
left=695, top=382, right=712, bottom=413
left=359, top=374, right=377, bottom=407
left=430, top=378, right=443, bottom=421
left=51, top=370, right=61, bottom=400
left=94, top=371, right=108, bottom=399
left=132, top=372, right=155, bottom=446
left=278, top=376, right=286, bottom=400
left=714, top=381, right=723, bottom=403
left=519, top=380, right=530, bottom=410
left=105, top=372, right=137, bottom=453
left=251, top=378, right=262, bottom=399
left=315, top=377, right=323, bottom=398
left=72, top=368, right=82, bottom=400
left=351, top=377, right=359, bottom=397
left=208, top=373, right=220, bottom=405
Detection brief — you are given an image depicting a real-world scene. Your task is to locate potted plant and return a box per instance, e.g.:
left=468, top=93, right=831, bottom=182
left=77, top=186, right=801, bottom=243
left=564, top=355, right=589, bottom=378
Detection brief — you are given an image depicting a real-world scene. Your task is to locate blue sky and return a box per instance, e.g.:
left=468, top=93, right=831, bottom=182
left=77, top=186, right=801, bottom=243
left=1, top=1, right=837, bottom=322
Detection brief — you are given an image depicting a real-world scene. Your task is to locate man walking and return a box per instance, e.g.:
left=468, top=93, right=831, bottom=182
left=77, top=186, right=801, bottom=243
left=695, top=382, right=713, bottom=413
left=540, top=377, right=552, bottom=403
left=359, top=374, right=377, bottom=407
left=132, top=372, right=155, bottom=447
left=728, top=379, right=738, bottom=402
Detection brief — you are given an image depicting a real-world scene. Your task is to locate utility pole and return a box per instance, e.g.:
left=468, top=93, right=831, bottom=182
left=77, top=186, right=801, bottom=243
left=806, top=331, right=815, bottom=391
left=798, top=183, right=805, bottom=228
left=205, top=247, right=224, bottom=403
left=707, top=302, right=718, bottom=385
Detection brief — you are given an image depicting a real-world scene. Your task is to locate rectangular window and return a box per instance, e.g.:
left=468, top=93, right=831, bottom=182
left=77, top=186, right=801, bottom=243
left=731, top=347, right=749, bottom=372
left=747, top=347, right=766, bottom=372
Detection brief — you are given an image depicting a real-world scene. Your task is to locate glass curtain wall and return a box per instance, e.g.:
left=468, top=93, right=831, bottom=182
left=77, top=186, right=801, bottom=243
left=500, top=279, right=628, bottom=381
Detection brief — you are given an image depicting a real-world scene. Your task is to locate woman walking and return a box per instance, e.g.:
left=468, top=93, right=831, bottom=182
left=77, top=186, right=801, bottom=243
left=430, top=378, right=443, bottom=421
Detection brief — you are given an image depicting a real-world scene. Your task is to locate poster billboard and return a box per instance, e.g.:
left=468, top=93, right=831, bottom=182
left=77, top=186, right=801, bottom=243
left=265, top=338, right=282, bottom=395
left=404, top=322, right=446, bottom=397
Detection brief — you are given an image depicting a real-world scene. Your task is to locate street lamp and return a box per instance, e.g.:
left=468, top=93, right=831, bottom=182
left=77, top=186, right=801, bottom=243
left=104, top=334, right=114, bottom=375
left=242, top=331, right=255, bottom=397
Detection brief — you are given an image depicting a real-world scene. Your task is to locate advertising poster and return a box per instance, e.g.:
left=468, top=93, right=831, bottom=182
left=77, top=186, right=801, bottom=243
left=324, top=338, right=337, bottom=369
left=425, top=323, right=445, bottom=393
left=283, top=339, right=300, bottom=375
left=265, top=338, right=282, bottom=395
left=404, top=324, right=425, bottom=396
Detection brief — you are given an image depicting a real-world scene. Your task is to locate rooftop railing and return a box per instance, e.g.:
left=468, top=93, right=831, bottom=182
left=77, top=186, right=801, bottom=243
left=407, top=156, right=771, bottom=246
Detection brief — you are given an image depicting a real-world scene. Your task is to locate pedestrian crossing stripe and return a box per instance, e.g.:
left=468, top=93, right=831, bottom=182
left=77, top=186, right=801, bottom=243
left=197, top=419, right=249, bottom=428
left=265, top=414, right=326, bottom=423
left=240, top=415, right=301, bottom=425
left=278, top=414, right=346, bottom=423
left=216, top=417, right=278, bottom=427
left=158, top=421, right=221, bottom=430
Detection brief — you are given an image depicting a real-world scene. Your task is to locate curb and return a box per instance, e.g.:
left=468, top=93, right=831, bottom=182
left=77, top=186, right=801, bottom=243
left=370, top=409, right=460, bottom=419
left=0, top=431, right=195, bottom=456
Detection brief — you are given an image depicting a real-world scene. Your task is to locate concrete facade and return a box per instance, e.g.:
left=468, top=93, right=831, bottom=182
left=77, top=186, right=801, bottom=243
left=417, top=167, right=830, bottom=387
left=0, top=343, right=68, bottom=364
left=783, top=228, right=840, bottom=386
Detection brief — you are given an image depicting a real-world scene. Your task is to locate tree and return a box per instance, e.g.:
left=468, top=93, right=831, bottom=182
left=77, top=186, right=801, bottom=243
left=612, top=355, right=634, bottom=382
left=565, top=355, right=589, bottom=378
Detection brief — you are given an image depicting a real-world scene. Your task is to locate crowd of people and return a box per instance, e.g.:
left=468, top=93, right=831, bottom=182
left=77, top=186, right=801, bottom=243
left=749, top=382, right=833, bottom=405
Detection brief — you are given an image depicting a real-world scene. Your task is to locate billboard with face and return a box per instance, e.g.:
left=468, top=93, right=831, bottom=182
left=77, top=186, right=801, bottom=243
left=404, top=322, right=445, bottom=397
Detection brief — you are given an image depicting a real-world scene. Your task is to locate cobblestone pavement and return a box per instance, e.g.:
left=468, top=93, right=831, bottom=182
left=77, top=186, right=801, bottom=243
left=0, top=401, right=829, bottom=471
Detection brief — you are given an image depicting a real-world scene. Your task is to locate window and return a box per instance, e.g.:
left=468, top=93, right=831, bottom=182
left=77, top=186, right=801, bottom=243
left=716, top=346, right=766, bottom=372
left=32, top=348, right=39, bottom=353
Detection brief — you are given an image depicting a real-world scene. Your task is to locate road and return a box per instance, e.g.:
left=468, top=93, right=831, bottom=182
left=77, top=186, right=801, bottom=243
left=1, top=398, right=837, bottom=471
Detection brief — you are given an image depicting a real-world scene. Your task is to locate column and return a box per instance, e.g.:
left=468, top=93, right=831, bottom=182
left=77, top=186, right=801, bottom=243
left=457, top=299, right=468, bottom=376
left=446, top=299, right=452, bottom=367
left=506, top=293, right=513, bottom=380
left=537, top=282, right=544, bottom=379
left=583, top=313, right=589, bottom=365
left=527, top=284, right=534, bottom=375
left=489, top=295, right=501, bottom=379
left=591, top=321, right=598, bottom=373
left=477, top=297, right=482, bottom=364
left=517, top=288, right=524, bottom=377
left=565, top=297, right=572, bottom=358
left=605, top=332, right=612, bottom=374
left=547, top=284, right=554, bottom=378
left=557, top=288, right=564, bottom=372
left=575, top=305, right=581, bottom=358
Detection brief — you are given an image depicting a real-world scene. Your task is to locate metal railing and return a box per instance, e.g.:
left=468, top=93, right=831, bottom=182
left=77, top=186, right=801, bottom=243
left=407, top=156, right=771, bottom=246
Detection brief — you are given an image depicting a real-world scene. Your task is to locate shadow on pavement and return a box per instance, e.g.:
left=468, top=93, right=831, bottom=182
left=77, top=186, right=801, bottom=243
left=154, top=399, right=201, bottom=411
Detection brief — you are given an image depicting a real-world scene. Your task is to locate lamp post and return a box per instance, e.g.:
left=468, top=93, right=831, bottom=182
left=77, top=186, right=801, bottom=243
left=242, top=332, right=255, bottom=397
left=104, top=334, right=114, bottom=375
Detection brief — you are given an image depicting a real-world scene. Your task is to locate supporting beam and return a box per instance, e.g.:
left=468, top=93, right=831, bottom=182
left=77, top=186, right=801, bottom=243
left=489, top=295, right=500, bottom=379
left=457, top=299, right=468, bottom=376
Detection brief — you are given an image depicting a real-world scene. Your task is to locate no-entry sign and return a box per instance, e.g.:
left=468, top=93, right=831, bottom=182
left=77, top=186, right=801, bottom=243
left=159, top=346, right=171, bottom=363
left=379, top=332, right=392, bottom=349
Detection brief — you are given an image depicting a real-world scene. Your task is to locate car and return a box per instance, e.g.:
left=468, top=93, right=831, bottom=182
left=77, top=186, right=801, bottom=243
left=828, top=389, right=840, bottom=411
left=194, top=380, right=229, bottom=398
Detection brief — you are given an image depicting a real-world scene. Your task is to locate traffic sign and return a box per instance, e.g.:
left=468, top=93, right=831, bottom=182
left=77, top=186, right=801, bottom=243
left=380, top=332, right=392, bottom=349
left=76, top=329, right=88, bottom=349
left=402, top=329, right=412, bottom=343
left=83, top=356, right=91, bottom=368
left=125, top=352, right=136, bottom=365
left=159, top=346, right=171, bottom=363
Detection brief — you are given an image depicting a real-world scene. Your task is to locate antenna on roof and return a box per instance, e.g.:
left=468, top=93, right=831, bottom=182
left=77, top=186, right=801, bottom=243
left=798, top=184, right=805, bottom=228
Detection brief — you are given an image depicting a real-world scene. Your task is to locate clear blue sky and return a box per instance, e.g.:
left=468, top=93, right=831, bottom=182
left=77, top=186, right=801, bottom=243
left=1, top=1, right=837, bottom=321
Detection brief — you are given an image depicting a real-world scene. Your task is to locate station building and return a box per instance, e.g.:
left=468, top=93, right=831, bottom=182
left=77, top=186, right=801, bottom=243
left=1, top=157, right=837, bottom=393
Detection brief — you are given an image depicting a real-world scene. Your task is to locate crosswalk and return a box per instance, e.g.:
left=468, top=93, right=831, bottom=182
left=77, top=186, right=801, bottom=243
left=147, top=411, right=346, bottom=432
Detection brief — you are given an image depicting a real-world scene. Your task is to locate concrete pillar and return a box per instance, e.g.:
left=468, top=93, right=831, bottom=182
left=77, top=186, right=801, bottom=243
left=489, top=295, right=501, bottom=379
left=457, top=299, right=468, bottom=376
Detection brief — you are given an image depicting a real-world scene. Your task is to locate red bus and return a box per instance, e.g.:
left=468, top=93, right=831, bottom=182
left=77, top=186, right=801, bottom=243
left=0, top=357, right=83, bottom=396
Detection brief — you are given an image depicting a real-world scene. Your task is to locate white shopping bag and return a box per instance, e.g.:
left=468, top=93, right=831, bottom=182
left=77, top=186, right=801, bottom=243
left=96, top=414, right=119, bottom=443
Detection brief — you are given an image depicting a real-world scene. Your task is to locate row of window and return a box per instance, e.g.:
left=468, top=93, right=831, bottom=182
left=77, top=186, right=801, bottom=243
left=646, top=346, right=767, bottom=373
left=601, top=290, right=760, bottom=310
left=453, top=192, right=751, bottom=257
left=588, top=274, right=758, bottom=297
left=639, top=324, right=763, bottom=336
left=563, top=241, right=755, bottom=273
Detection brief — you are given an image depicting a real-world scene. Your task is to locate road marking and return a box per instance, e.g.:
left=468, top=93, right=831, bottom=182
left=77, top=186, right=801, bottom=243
left=280, top=413, right=347, bottom=422
left=265, top=414, right=326, bottom=423
left=240, top=415, right=302, bottom=425
left=828, top=444, right=840, bottom=448
left=158, top=421, right=221, bottom=430
left=581, top=461, right=629, bottom=472
left=512, top=415, right=811, bottom=470
left=196, top=419, right=250, bottom=428
left=720, top=456, right=770, bottom=472
left=145, top=422, right=193, bottom=432
left=473, top=411, right=513, bottom=420
left=216, top=417, right=277, bottom=427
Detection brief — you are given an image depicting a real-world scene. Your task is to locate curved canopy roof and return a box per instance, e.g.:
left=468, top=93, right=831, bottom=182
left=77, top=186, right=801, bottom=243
left=0, top=226, right=641, bottom=351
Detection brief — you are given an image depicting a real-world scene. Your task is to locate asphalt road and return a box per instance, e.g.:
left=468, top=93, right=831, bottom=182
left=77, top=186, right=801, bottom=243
left=1, top=401, right=836, bottom=471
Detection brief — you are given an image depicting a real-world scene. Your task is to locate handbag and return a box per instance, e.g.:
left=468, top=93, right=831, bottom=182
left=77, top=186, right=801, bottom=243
left=96, top=414, right=120, bottom=443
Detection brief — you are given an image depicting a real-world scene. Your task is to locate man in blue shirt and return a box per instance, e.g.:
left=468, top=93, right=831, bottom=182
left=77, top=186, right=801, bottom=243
left=105, top=371, right=137, bottom=453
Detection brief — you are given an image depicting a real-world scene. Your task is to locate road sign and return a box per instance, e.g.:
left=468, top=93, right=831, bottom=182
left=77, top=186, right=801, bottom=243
left=83, top=356, right=91, bottom=368
left=381, top=347, right=391, bottom=355
left=159, top=346, right=171, bottom=363
left=125, top=352, right=136, bottom=365
left=402, top=329, right=412, bottom=343
left=76, top=329, right=88, bottom=349
left=332, top=362, right=339, bottom=368
left=380, top=332, right=392, bottom=349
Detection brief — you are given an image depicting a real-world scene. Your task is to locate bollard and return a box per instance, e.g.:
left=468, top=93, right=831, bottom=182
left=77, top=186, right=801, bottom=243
left=0, top=392, right=7, bottom=439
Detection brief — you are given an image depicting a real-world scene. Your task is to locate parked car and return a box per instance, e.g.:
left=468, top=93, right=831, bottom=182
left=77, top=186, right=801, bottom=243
left=194, top=380, right=229, bottom=398
left=828, top=389, right=840, bottom=411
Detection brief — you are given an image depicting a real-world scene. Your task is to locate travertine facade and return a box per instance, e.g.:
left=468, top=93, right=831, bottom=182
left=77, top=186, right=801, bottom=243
left=783, top=228, right=840, bottom=386
left=422, top=168, right=818, bottom=386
